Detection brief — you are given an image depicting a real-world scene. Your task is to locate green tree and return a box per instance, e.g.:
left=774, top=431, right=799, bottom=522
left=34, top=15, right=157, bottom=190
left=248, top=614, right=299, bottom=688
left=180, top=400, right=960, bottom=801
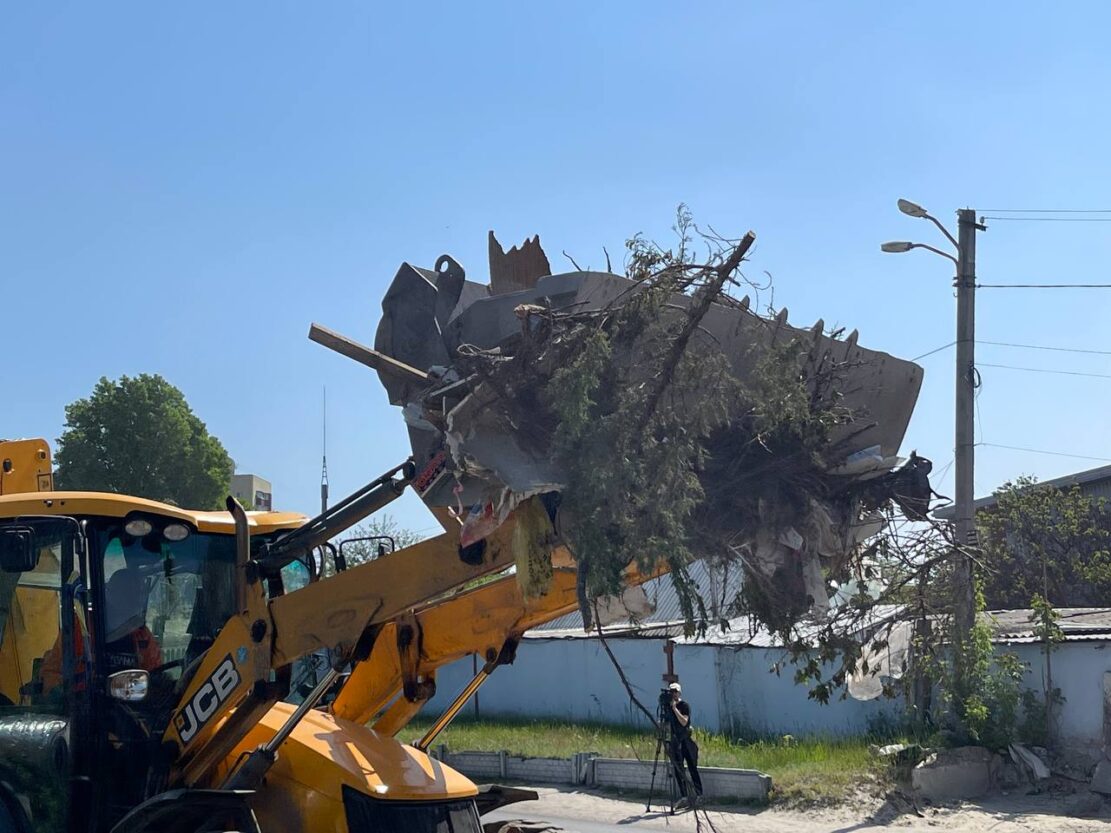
left=55, top=374, right=234, bottom=509
left=335, top=514, right=424, bottom=569
left=977, top=477, right=1111, bottom=609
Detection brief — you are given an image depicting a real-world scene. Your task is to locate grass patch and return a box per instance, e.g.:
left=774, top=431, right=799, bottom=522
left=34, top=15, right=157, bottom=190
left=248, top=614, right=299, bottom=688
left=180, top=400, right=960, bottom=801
left=402, top=716, right=895, bottom=807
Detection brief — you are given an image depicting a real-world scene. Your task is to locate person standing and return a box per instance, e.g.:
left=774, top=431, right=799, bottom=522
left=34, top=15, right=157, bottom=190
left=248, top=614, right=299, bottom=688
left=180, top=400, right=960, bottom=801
left=665, top=681, right=703, bottom=808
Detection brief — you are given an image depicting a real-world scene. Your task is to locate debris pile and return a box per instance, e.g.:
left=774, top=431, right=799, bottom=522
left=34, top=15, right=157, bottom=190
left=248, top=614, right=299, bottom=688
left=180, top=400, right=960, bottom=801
left=356, top=222, right=930, bottom=633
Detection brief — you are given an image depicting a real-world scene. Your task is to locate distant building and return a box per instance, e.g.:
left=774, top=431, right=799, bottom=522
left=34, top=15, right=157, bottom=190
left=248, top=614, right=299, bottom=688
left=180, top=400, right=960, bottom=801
left=231, top=474, right=272, bottom=511
left=934, top=462, right=1111, bottom=521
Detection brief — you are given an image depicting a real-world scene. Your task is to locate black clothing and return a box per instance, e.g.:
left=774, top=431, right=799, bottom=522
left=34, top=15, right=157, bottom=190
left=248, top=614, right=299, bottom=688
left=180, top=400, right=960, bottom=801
left=671, top=736, right=703, bottom=797
left=667, top=698, right=703, bottom=797
left=667, top=700, right=692, bottom=741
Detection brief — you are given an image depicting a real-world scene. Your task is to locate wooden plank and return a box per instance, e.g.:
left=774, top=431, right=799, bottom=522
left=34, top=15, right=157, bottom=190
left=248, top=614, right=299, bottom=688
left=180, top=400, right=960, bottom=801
left=308, top=323, right=428, bottom=383
left=488, top=231, right=551, bottom=295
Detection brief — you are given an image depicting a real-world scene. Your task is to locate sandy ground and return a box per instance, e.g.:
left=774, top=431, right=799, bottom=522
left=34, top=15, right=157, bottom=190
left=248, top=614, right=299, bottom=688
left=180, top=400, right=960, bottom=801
left=485, top=785, right=1111, bottom=833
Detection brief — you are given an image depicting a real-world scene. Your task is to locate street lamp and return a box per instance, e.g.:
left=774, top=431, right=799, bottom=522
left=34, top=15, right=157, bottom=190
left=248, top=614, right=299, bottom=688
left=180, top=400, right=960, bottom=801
left=880, top=240, right=959, bottom=264
left=882, top=197, right=984, bottom=733
left=897, top=198, right=928, bottom=218
left=892, top=199, right=961, bottom=250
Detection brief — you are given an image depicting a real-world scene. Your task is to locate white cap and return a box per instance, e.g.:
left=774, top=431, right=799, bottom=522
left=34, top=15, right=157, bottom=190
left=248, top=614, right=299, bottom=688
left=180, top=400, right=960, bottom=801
left=668, top=682, right=682, bottom=693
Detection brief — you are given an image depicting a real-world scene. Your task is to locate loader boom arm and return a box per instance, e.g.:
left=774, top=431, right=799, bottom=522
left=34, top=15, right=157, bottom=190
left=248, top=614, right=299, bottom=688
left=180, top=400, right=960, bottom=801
left=330, top=560, right=664, bottom=734
left=164, top=480, right=554, bottom=788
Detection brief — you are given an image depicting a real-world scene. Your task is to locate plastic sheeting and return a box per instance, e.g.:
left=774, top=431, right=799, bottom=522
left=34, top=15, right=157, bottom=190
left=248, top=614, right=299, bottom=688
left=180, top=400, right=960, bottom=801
left=848, top=619, right=912, bottom=700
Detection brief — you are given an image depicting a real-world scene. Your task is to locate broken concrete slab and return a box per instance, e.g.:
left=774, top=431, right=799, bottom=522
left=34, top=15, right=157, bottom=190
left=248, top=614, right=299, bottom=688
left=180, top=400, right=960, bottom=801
left=999, top=759, right=1023, bottom=790
left=1066, top=790, right=1105, bottom=817
left=1090, top=759, right=1111, bottom=796
left=1053, top=747, right=1100, bottom=780
left=912, top=746, right=995, bottom=802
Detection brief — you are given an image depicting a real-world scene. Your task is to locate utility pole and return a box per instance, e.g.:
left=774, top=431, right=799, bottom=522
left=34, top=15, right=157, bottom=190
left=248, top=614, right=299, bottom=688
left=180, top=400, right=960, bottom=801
left=321, top=386, right=329, bottom=515
left=952, top=209, right=979, bottom=641
left=883, top=201, right=986, bottom=733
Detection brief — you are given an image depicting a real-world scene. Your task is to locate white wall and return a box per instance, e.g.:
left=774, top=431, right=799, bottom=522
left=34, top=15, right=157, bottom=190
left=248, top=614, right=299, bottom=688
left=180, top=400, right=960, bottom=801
left=715, top=646, right=902, bottom=737
left=420, top=636, right=1111, bottom=746
left=426, top=638, right=685, bottom=728
left=1006, top=641, right=1110, bottom=752
left=424, top=637, right=891, bottom=736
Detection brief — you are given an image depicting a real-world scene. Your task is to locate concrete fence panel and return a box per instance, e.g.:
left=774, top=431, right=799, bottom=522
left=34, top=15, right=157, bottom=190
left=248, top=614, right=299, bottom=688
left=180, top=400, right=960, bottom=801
left=439, top=748, right=771, bottom=803
left=591, top=758, right=770, bottom=801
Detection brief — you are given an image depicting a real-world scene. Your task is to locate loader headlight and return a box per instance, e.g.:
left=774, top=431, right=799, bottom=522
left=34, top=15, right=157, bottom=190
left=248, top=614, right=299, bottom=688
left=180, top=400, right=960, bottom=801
left=124, top=519, right=153, bottom=537
left=163, top=523, right=190, bottom=542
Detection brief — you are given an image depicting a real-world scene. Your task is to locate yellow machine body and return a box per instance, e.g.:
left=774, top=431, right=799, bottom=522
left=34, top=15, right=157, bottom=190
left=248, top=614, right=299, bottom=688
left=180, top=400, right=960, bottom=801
left=0, top=483, right=540, bottom=832
left=332, top=561, right=663, bottom=736
left=214, top=704, right=478, bottom=833
left=0, top=438, right=54, bottom=495
left=0, top=490, right=306, bottom=535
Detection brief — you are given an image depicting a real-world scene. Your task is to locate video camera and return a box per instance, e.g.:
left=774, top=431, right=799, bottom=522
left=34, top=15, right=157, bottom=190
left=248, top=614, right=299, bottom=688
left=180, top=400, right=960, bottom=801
left=658, top=688, right=673, bottom=709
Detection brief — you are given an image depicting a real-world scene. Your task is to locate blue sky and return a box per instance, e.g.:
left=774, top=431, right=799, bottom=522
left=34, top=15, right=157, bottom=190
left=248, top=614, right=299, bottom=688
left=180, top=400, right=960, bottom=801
left=5, top=2, right=1111, bottom=536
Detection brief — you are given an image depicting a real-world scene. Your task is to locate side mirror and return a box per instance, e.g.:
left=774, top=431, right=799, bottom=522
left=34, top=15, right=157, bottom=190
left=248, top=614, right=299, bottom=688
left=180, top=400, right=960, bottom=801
left=108, top=670, right=149, bottom=703
left=0, top=527, right=39, bottom=573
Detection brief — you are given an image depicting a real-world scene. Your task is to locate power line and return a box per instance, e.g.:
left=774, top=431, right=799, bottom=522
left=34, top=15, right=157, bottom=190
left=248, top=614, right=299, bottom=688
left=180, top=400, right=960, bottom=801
left=980, top=208, right=1111, bottom=214
left=979, top=362, right=1111, bottom=380
left=978, top=443, right=1111, bottom=464
left=982, top=216, right=1111, bottom=223
left=911, top=341, right=956, bottom=361
left=979, top=283, right=1111, bottom=289
left=933, top=457, right=955, bottom=492
left=980, top=339, right=1111, bottom=357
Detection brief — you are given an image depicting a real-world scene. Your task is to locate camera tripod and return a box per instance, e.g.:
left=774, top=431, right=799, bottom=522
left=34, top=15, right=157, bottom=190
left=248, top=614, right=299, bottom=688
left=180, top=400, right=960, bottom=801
left=646, top=695, right=697, bottom=814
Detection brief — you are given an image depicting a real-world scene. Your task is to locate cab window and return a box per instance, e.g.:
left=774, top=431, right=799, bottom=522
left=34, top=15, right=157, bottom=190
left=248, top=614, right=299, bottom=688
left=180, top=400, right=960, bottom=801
left=88, top=522, right=238, bottom=687
left=0, top=534, right=74, bottom=707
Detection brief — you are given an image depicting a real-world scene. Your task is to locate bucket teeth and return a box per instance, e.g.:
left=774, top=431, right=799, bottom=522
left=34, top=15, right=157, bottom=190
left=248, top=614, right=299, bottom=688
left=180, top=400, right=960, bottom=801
left=775, top=307, right=789, bottom=326
left=739, top=295, right=751, bottom=311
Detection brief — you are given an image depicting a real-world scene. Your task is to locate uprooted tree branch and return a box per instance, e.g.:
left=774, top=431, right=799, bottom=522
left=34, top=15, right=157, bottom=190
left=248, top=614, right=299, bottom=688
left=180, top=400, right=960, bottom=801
left=454, top=207, right=934, bottom=644
left=356, top=205, right=950, bottom=723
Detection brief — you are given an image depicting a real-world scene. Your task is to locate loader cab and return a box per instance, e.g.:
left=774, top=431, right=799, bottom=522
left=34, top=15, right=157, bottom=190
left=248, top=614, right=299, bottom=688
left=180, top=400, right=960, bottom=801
left=0, top=497, right=305, bottom=833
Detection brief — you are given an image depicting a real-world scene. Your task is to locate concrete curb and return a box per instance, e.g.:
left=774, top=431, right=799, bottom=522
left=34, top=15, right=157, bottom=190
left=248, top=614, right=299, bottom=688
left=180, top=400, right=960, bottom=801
left=431, top=747, right=772, bottom=802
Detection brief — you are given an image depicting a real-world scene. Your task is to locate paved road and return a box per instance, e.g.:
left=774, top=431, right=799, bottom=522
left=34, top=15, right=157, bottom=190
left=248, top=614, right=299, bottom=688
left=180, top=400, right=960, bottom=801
left=484, top=807, right=685, bottom=833
left=482, top=791, right=774, bottom=833
left=482, top=786, right=1111, bottom=833
left=486, top=809, right=630, bottom=833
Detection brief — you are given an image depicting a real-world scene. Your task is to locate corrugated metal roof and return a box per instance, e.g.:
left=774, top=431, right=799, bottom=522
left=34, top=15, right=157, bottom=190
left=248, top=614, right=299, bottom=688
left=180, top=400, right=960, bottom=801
left=982, top=607, right=1111, bottom=643
left=525, top=606, right=1111, bottom=647
left=526, top=603, right=907, bottom=648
